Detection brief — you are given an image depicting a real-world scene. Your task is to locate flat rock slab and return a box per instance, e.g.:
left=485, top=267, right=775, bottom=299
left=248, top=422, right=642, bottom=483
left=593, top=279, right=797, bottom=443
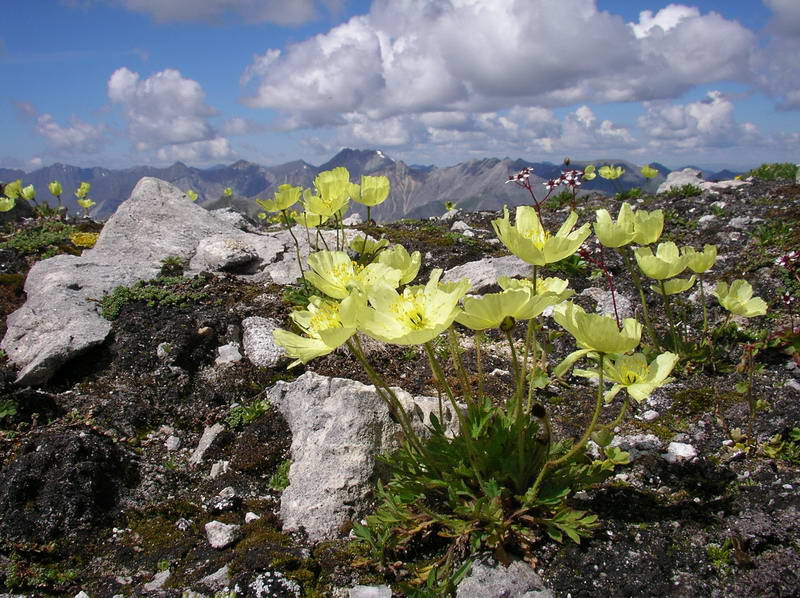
left=442, top=255, right=533, bottom=293
left=267, top=371, right=457, bottom=542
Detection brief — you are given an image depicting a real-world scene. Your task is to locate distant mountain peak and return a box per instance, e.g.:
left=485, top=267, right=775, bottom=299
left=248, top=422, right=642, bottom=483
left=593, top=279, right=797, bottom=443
left=321, top=148, right=395, bottom=174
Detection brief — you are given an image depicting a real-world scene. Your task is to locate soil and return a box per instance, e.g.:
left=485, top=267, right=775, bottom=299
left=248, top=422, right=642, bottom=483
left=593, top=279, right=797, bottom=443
left=0, top=178, right=798, bottom=596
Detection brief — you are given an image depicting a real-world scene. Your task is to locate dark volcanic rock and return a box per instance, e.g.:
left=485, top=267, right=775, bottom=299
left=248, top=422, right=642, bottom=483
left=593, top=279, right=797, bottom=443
left=0, top=428, right=137, bottom=544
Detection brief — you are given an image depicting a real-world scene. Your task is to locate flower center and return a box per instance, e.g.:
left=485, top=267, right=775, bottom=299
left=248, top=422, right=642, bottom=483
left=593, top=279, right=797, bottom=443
left=309, top=301, right=342, bottom=332
left=522, top=227, right=551, bottom=250
left=390, top=289, right=428, bottom=330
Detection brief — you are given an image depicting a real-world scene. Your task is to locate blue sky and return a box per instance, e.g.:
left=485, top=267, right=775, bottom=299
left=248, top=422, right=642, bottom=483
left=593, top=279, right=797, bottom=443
left=2, top=0, right=798, bottom=172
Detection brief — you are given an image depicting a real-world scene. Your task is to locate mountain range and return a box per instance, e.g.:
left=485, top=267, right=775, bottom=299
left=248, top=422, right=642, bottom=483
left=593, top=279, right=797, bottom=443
left=0, top=150, right=742, bottom=222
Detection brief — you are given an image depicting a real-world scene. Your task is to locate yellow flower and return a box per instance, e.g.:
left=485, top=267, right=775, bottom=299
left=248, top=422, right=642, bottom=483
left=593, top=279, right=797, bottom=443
left=714, top=280, right=767, bottom=317
left=0, top=197, right=15, bottom=212
left=353, top=175, right=390, bottom=207
left=594, top=202, right=635, bottom=248
left=256, top=183, right=302, bottom=213
left=554, top=302, right=641, bottom=355
left=304, top=167, right=356, bottom=217
left=273, top=294, right=361, bottom=367
left=349, top=235, right=389, bottom=256
left=358, top=269, right=470, bottom=345
left=683, top=245, right=717, bottom=274
left=186, top=190, right=199, bottom=202
left=634, top=242, right=687, bottom=280
left=632, top=208, right=664, bottom=245
left=21, top=184, right=35, bottom=202
left=650, top=276, right=696, bottom=296
left=297, top=207, right=330, bottom=228
left=75, top=182, right=91, bottom=199
left=599, top=165, right=624, bottom=180
left=304, top=250, right=401, bottom=299
left=497, top=276, right=573, bottom=300
left=376, top=243, right=421, bottom=285
left=575, top=352, right=678, bottom=402
left=4, top=180, right=22, bottom=199
left=492, top=206, right=591, bottom=266
left=456, top=287, right=563, bottom=330
left=49, top=180, right=63, bottom=198
left=640, top=164, right=659, bottom=179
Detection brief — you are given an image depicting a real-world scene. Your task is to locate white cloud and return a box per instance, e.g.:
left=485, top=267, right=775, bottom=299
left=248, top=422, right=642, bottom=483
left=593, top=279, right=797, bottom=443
left=108, top=67, right=219, bottom=149
left=241, top=0, right=756, bottom=129
left=28, top=157, right=43, bottom=169
left=35, top=113, right=108, bottom=153
left=629, top=4, right=699, bottom=39
left=155, top=138, right=234, bottom=163
left=221, top=117, right=264, bottom=135
left=764, top=0, right=800, bottom=36
left=753, top=0, right=800, bottom=109
left=105, top=0, right=343, bottom=25
left=638, top=91, right=760, bottom=150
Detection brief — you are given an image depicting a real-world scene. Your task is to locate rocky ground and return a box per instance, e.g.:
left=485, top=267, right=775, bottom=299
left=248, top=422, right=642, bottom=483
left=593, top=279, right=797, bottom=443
left=0, top=176, right=798, bottom=597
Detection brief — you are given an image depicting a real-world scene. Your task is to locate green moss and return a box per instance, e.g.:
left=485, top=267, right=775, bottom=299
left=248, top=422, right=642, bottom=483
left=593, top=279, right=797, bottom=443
left=746, top=162, right=798, bottom=181
left=0, top=220, right=79, bottom=256
left=0, top=272, right=25, bottom=292
left=269, top=459, right=292, bottom=491
left=661, top=184, right=702, bottom=199
left=3, top=551, right=81, bottom=593
left=99, top=275, right=210, bottom=320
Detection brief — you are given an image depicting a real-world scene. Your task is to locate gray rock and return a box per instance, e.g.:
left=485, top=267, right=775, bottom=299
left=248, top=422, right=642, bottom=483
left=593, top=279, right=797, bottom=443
left=143, top=569, right=170, bottom=592
left=189, top=234, right=259, bottom=272
left=74, top=593, right=91, bottom=598
left=442, top=255, right=532, bottom=294
left=0, top=177, right=277, bottom=385
left=249, top=571, right=301, bottom=597
left=698, top=214, right=716, bottom=228
left=189, top=423, right=225, bottom=467
left=207, top=486, right=239, bottom=513
left=581, top=287, right=633, bottom=319
left=643, top=410, right=660, bottom=422
left=657, top=168, right=704, bottom=194
left=588, top=433, right=662, bottom=462
left=165, top=435, right=181, bottom=451
left=663, top=441, right=697, bottom=463
left=245, top=511, right=261, bottom=523
left=210, top=207, right=259, bottom=232
left=204, top=520, right=241, bottom=549
left=210, top=460, right=230, bottom=479
left=450, top=220, right=471, bottom=232
left=200, top=564, right=231, bottom=590
left=156, top=342, right=175, bottom=361
left=267, top=372, right=457, bottom=541
left=343, top=212, right=363, bottom=225
left=456, top=556, right=553, bottom=598
left=440, top=208, right=460, bottom=221
left=242, top=317, right=283, bottom=368
left=215, top=343, right=243, bottom=366
left=348, top=586, right=392, bottom=598
left=728, top=217, right=751, bottom=230
left=786, top=379, right=800, bottom=393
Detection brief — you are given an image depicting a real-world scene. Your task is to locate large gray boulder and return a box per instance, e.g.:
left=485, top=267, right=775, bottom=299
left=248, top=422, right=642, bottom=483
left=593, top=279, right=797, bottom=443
left=267, top=371, right=457, bottom=542
left=456, top=556, right=554, bottom=598
left=657, top=168, right=705, bottom=194
left=1, top=178, right=292, bottom=385
left=442, top=255, right=532, bottom=293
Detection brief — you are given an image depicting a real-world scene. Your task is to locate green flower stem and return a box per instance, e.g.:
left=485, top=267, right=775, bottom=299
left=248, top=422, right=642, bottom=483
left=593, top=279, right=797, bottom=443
left=448, top=328, right=473, bottom=405
left=600, top=395, right=629, bottom=433
left=530, top=353, right=606, bottom=499
left=281, top=209, right=306, bottom=282
left=504, top=328, right=522, bottom=406
left=623, top=248, right=659, bottom=348
left=659, top=280, right=682, bottom=353
left=699, top=274, right=709, bottom=338
left=474, top=331, right=486, bottom=399
left=348, top=337, right=425, bottom=457
left=423, top=341, right=485, bottom=488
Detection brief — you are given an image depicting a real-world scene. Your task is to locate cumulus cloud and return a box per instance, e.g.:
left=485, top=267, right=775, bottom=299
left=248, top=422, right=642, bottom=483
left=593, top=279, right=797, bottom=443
left=753, top=0, right=800, bottom=109
left=241, top=0, right=756, bottom=128
left=108, top=67, right=219, bottom=150
left=35, top=113, right=108, bottom=153
left=221, top=117, right=264, bottom=135
left=103, top=0, right=343, bottom=25
left=638, top=91, right=759, bottom=150
left=155, top=138, right=234, bottom=163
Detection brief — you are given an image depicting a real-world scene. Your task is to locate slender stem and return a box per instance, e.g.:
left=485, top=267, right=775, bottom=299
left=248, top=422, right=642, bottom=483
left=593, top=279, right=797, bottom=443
left=530, top=353, right=606, bottom=499
left=282, top=210, right=306, bottom=282
left=699, top=274, right=709, bottom=338
left=474, top=331, right=486, bottom=399
left=659, top=280, right=681, bottom=353
left=599, top=395, right=629, bottom=433
left=448, top=328, right=473, bottom=405
left=504, top=328, right=521, bottom=407
left=623, top=248, right=659, bottom=348
left=348, top=337, right=425, bottom=456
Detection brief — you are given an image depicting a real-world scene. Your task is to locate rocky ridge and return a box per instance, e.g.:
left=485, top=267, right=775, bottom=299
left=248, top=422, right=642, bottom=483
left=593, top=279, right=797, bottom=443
left=0, top=172, right=798, bottom=596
